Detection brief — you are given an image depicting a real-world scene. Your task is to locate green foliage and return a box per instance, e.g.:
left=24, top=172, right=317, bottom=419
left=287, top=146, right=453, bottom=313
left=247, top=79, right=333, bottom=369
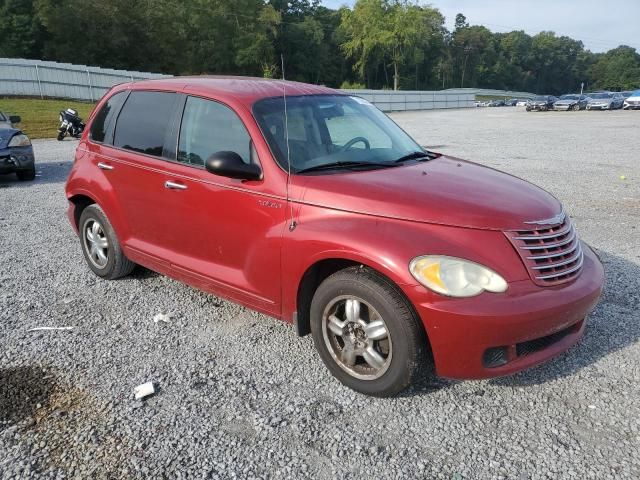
left=340, top=80, right=366, bottom=89
left=0, top=97, right=94, bottom=139
left=0, top=0, right=636, bottom=94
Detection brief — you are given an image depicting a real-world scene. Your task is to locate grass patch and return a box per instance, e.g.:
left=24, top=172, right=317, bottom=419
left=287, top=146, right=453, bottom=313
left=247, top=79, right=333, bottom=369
left=0, top=97, right=95, bottom=139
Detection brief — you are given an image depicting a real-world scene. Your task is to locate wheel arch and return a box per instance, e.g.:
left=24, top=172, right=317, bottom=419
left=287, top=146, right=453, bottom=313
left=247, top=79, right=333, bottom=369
left=68, top=193, right=97, bottom=229
left=294, top=257, right=429, bottom=353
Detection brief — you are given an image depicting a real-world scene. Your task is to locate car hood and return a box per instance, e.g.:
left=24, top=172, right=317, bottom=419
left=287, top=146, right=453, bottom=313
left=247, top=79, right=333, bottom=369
left=555, top=99, right=578, bottom=105
left=0, top=126, right=21, bottom=148
left=291, top=156, right=562, bottom=231
left=626, top=96, right=640, bottom=102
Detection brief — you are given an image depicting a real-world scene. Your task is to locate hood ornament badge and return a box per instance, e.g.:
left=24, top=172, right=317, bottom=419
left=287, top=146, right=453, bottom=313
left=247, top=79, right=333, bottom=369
left=524, top=209, right=565, bottom=226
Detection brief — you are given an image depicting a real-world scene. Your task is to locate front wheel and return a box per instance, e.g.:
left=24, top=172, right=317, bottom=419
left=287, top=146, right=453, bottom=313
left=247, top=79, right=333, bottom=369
left=572, top=104, right=581, bottom=111
left=79, top=204, right=135, bottom=280
left=310, top=267, right=430, bottom=397
left=57, top=132, right=65, bottom=141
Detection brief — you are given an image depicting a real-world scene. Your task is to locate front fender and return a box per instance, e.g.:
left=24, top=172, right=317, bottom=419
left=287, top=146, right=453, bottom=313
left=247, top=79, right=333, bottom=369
left=281, top=202, right=529, bottom=323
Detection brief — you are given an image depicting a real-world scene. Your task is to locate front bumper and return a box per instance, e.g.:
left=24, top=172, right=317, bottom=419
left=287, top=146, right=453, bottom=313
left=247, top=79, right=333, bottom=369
left=587, top=104, right=610, bottom=110
left=0, top=146, right=35, bottom=174
left=554, top=104, right=574, bottom=111
left=624, top=103, right=640, bottom=109
left=407, top=243, right=604, bottom=379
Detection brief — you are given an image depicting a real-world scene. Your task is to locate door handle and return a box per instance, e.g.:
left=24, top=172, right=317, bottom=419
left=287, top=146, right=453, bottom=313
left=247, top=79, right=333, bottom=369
left=165, top=180, right=187, bottom=190
left=97, top=162, right=114, bottom=170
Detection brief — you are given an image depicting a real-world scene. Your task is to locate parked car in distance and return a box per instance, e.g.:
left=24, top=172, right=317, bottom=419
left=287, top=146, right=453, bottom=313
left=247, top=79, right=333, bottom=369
left=553, top=94, right=589, bottom=111
left=516, top=99, right=529, bottom=107
left=0, top=112, right=35, bottom=181
left=586, top=92, right=624, bottom=110
left=623, top=90, right=640, bottom=109
left=488, top=99, right=506, bottom=107
left=526, top=95, right=558, bottom=111
left=505, top=98, right=519, bottom=106
left=65, top=77, right=604, bottom=397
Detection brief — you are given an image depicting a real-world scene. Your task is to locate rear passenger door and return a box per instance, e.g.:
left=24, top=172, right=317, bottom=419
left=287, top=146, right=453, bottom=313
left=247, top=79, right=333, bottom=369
left=107, top=90, right=183, bottom=265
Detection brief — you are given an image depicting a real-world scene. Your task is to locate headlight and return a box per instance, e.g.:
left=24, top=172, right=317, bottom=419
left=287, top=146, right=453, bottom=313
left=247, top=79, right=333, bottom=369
left=8, top=134, right=31, bottom=147
left=409, top=255, right=508, bottom=297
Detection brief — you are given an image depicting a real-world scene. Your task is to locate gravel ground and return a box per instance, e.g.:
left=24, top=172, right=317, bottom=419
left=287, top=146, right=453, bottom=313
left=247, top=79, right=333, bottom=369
left=1, top=108, right=639, bottom=479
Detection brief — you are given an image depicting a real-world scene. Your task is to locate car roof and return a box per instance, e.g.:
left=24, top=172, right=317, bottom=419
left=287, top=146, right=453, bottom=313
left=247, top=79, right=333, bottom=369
left=115, top=76, right=341, bottom=107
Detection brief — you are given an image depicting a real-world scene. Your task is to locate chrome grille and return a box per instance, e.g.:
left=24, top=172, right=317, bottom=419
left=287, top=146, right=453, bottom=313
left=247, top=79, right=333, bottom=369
left=505, top=218, right=584, bottom=286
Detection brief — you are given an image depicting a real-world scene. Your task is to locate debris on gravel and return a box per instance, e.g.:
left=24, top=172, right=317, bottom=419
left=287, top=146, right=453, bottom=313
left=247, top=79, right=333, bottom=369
left=1, top=110, right=639, bottom=479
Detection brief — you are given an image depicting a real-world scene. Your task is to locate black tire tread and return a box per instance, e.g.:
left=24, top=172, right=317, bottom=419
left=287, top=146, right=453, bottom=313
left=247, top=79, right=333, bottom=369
left=311, top=265, right=430, bottom=397
left=79, top=204, right=135, bottom=280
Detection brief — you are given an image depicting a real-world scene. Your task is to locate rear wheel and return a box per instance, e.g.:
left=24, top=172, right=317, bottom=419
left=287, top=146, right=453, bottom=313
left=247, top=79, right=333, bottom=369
left=57, top=132, right=65, bottom=141
left=310, top=266, right=429, bottom=397
left=16, top=167, right=35, bottom=181
left=79, top=204, right=135, bottom=279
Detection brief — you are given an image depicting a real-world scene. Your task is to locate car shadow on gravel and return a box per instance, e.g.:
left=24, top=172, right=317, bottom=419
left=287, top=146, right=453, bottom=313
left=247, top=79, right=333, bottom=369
left=0, top=160, right=72, bottom=187
left=0, top=366, right=54, bottom=428
left=490, top=250, right=639, bottom=387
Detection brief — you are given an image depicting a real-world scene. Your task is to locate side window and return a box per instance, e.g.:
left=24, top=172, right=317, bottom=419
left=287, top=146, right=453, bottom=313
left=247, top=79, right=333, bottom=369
left=90, top=91, right=127, bottom=144
left=325, top=103, right=392, bottom=149
left=113, top=91, right=176, bottom=157
left=177, top=96, right=251, bottom=166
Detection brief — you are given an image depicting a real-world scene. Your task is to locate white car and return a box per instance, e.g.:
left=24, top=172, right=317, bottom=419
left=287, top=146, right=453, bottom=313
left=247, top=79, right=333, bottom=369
left=623, top=90, right=640, bottom=110
left=516, top=100, right=529, bottom=106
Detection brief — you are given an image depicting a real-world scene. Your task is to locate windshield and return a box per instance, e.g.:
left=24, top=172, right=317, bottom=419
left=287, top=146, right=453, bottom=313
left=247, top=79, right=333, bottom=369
left=533, top=96, right=548, bottom=101
left=589, top=93, right=610, bottom=99
left=560, top=95, right=579, bottom=100
left=253, top=95, right=423, bottom=173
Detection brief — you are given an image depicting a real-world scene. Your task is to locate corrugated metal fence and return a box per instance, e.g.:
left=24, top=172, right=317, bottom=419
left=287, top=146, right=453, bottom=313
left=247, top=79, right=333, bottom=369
left=1, top=58, right=535, bottom=110
left=341, top=89, right=475, bottom=111
left=0, top=58, right=169, bottom=102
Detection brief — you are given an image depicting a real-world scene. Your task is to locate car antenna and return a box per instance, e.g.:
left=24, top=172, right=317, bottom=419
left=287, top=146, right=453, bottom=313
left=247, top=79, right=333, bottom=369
left=281, top=53, right=297, bottom=232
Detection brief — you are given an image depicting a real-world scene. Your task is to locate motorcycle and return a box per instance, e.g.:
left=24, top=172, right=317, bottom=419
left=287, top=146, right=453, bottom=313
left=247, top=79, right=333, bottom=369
left=57, top=108, right=85, bottom=141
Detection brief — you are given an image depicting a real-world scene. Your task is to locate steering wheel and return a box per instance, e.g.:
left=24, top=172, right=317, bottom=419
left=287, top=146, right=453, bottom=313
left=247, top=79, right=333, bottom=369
left=340, top=136, right=370, bottom=152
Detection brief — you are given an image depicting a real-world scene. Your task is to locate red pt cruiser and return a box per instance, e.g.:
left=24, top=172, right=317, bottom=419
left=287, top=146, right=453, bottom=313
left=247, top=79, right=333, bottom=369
left=65, top=77, right=604, bottom=397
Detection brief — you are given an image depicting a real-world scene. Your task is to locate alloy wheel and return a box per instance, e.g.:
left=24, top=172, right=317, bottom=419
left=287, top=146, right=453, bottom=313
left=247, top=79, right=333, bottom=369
left=321, top=295, right=393, bottom=380
left=83, top=219, right=109, bottom=268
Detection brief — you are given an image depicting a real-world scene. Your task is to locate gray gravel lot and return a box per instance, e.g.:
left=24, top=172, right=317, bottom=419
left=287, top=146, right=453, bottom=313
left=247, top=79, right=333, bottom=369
left=1, top=107, right=639, bottom=479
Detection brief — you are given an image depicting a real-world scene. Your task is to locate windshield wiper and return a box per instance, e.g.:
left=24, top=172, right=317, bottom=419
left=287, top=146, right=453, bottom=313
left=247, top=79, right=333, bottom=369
left=297, top=161, right=396, bottom=174
left=393, top=151, right=439, bottom=164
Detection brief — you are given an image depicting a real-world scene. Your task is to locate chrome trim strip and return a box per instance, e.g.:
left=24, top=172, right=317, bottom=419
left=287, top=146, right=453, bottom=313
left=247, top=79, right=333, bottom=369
left=531, top=244, right=582, bottom=270
left=535, top=253, right=584, bottom=280
left=519, top=230, right=576, bottom=250
left=514, top=223, right=571, bottom=241
left=526, top=241, right=578, bottom=260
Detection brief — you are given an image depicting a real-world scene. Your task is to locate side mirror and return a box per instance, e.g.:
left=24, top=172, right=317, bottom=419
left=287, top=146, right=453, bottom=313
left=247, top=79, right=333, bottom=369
left=9, top=115, right=21, bottom=124
left=205, top=151, right=262, bottom=181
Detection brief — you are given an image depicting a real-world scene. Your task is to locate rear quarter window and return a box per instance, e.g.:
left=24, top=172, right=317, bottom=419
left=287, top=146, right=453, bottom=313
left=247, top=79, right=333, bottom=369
left=90, top=91, right=128, bottom=143
left=113, top=91, right=177, bottom=157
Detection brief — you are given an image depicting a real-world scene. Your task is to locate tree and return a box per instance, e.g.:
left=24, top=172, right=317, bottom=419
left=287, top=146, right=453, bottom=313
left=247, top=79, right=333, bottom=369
left=340, top=0, right=442, bottom=90
left=0, top=0, right=45, bottom=58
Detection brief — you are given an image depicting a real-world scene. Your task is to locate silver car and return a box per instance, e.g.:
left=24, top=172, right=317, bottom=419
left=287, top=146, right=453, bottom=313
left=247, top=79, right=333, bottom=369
left=586, top=92, right=624, bottom=110
left=553, top=94, right=589, bottom=111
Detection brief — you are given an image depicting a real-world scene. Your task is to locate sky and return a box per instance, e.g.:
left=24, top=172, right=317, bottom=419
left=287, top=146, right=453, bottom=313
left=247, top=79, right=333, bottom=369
left=321, top=0, right=640, bottom=53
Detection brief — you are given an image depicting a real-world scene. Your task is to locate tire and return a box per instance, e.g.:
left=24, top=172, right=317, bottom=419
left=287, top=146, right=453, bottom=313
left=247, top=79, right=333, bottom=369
left=16, top=167, right=35, bottom=181
left=57, top=132, right=65, bottom=141
left=310, top=266, right=429, bottom=397
left=572, top=104, right=580, bottom=111
left=78, top=204, right=135, bottom=280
